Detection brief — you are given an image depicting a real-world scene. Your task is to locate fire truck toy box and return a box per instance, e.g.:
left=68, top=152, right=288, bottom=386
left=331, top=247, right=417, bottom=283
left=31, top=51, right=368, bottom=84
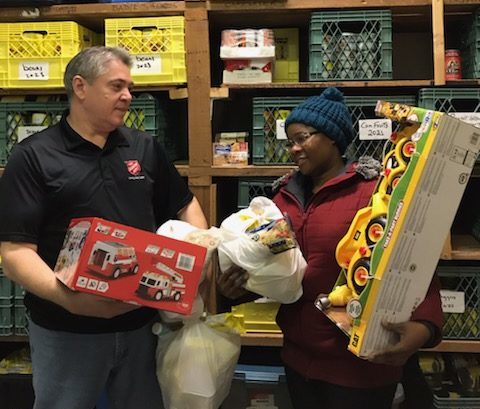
left=315, top=101, right=480, bottom=358
left=54, top=217, right=207, bottom=315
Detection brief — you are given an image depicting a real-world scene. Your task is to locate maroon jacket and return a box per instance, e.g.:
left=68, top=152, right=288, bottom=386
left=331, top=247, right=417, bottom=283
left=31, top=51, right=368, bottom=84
left=273, top=162, right=443, bottom=388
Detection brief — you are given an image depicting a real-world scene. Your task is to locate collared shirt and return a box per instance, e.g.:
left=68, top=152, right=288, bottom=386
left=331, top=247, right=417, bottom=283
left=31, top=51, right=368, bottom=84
left=0, top=113, right=193, bottom=332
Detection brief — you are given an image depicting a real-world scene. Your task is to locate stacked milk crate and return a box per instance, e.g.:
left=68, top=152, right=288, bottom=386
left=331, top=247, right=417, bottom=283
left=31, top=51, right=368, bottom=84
left=220, top=29, right=275, bottom=84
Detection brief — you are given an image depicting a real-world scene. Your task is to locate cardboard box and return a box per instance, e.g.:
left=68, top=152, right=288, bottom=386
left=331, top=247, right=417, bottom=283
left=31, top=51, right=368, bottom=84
left=316, top=102, right=480, bottom=357
left=213, top=141, right=248, bottom=166
left=222, top=365, right=293, bottom=409
left=54, top=217, right=207, bottom=314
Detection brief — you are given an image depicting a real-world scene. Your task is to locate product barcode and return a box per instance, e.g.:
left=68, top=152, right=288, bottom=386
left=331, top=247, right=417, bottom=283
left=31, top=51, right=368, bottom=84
left=471, top=132, right=480, bottom=145
left=176, top=253, right=195, bottom=272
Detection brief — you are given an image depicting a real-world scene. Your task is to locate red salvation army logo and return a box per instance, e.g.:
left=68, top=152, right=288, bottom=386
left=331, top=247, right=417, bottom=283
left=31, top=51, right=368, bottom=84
left=125, top=160, right=141, bottom=176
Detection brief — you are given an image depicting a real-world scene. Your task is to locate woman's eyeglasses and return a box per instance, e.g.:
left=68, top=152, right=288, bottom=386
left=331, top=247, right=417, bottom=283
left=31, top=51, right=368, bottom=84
left=285, top=131, right=321, bottom=149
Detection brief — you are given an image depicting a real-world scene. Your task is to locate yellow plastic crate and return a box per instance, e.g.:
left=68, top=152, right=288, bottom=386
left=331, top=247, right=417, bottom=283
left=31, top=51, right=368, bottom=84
left=0, top=22, right=96, bottom=88
left=232, top=299, right=281, bottom=333
left=272, top=28, right=299, bottom=82
left=105, top=16, right=186, bottom=85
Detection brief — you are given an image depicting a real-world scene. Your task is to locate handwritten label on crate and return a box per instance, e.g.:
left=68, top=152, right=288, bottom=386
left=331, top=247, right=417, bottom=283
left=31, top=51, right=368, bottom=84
left=131, top=55, right=161, bottom=75
left=440, top=290, right=465, bottom=313
left=17, top=126, right=47, bottom=143
left=449, top=112, right=480, bottom=129
left=359, top=119, right=392, bottom=140
left=275, top=119, right=287, bottom=140
left=19, top=62, right=49, bottom=80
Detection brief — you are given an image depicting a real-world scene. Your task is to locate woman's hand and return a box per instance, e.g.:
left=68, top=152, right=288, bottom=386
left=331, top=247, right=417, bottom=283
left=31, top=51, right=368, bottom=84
left=367, top=320, right=431, bottom=366
left=217, top=264, right=249, bottom=300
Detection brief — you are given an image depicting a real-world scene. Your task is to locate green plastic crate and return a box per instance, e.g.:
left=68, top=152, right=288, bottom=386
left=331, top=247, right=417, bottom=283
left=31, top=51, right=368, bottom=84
left=252, top=95, right=416, bottom=164
left=0, top=94, right=164, bottom=165
left=0, top=298, right=13, bottom=336
left=0, top=272, right=12, bottom=299
left=238, top=177, right=276, bottom=209
left=461, top=9, right=480, bottom=79
left=14, top=299, right=27, bottom=336
left=438, top=266, right=480, bottom=340
left=309, top=10, right=392, bottom=81
left=418, top=88, right=480, bottom=113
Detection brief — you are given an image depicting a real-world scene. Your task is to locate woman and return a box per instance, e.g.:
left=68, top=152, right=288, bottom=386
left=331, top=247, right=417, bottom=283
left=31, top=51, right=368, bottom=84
left=218, top=87, right=443, bottom=409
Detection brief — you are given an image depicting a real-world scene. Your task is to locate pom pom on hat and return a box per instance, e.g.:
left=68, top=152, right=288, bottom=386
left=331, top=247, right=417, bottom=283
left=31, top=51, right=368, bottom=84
left=284, top=87, right=354, bottom=154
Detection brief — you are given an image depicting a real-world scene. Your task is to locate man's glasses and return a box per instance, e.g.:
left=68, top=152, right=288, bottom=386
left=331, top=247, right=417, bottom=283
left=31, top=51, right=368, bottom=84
left=285, top=131, right=321, bottom=149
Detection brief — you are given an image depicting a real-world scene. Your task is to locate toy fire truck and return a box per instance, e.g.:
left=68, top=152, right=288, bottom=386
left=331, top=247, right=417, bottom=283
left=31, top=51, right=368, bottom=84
left=136, top=261, right=186, bottom=301
left=87, top=241, right=139, bottom=279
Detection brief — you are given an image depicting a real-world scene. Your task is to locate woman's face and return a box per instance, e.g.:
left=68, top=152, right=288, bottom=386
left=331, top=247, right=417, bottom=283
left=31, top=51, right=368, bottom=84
left=286, top=123, right=340, bottom=177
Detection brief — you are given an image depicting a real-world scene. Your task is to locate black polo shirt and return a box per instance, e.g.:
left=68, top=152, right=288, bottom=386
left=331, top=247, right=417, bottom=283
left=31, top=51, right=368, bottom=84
left=0, top=113, right=193, bottom=333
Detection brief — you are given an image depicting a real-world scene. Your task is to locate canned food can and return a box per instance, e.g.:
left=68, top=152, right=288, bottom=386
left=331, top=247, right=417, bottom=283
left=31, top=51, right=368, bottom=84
left=445, top=49, right=462, bottom=80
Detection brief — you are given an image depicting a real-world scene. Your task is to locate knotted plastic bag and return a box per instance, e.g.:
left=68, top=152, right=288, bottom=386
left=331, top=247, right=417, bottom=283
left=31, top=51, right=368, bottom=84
left=156, top=315, right=241, bottom=409
left=218, top=196, right=306, bottom=303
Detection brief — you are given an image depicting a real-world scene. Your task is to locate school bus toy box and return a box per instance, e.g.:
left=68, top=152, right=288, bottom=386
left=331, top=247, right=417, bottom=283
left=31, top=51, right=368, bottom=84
left=54, top=217, right=207, bottom=315
left=315, top=102, right=480, bottom=358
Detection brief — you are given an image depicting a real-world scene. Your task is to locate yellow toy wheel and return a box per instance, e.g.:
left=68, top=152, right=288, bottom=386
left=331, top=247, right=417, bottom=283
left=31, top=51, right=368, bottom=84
left=348, top=258, right=370, bottom=297
left=366, top=216, right=387, bottom=246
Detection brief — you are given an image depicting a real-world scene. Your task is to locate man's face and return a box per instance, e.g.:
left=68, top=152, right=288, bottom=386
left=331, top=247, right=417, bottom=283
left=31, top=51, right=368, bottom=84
left=83, top=58, right=133, bottom=133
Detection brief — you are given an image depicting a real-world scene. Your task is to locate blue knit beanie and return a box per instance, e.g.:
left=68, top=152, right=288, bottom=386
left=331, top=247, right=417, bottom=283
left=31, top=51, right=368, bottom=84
left=285, top=87, right=354, bottom=154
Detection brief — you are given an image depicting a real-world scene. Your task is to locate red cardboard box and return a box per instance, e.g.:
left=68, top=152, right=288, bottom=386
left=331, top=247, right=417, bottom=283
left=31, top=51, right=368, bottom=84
left=54, top=217, right=207, bottom=315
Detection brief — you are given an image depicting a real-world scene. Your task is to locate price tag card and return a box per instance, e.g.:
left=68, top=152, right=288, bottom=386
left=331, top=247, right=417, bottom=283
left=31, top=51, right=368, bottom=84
left=359, top=119, right=392, bottom=140
left=449, top=112, right=480, bottom=129
left=276, top=119, right=287, bottom=140
left=19, top=62, right=49, bottom=80
left=131, top=55, right=161, bottom=75
left=440, top=290, right=465, bottom=313
left=17, top=126, right=47, bottom=142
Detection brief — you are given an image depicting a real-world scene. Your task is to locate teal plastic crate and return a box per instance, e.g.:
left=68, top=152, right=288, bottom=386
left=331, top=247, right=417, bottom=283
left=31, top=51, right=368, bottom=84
left=238, top=177, right=276, bottom=209
left=309, top=9, right=392, bottom=81
left=438, top=266, right=480, bottom=340
left=0, top=94, right=164, bottom=165
left=0, top=272, right=12, bottom=299
left=252, top=95, right=416, bottom=164
left=461, top=9, right=480, bottom=79
left=14, top=299, right=27, bottom=336
left=418, top=88, right=480, bottom=113
left=0, top=298, right=13, bottom=336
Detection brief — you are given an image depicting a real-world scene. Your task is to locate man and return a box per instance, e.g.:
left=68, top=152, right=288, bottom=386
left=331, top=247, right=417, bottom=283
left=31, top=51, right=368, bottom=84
left=0, top=46, right=208, bottom=409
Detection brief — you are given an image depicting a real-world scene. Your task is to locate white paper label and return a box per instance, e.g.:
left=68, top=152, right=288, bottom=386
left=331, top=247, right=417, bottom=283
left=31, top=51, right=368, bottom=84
left=17, top=126, right=47, bottom=142
left=440, top=290, right=465, bottom=313
left=449, top=112, right=480, bottom=129
left=359, top=119, right=392, bottom=140
left=276, top=119, right=287, bottom=140
left=131, top=55, right=161, bottom=75
left=19, top=62, right=49, bottom=80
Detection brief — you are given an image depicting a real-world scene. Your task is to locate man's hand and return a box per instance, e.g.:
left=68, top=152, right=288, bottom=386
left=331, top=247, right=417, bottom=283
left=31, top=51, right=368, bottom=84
left=60, top=286, right=140, bottom=319
left=367, top=320, right=431, bottom=366
left=217, top=265, right=249, bottom=300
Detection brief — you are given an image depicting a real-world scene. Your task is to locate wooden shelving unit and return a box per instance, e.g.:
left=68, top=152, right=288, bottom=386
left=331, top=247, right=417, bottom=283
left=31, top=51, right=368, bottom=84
left=0, top=0, right=479, bottom=353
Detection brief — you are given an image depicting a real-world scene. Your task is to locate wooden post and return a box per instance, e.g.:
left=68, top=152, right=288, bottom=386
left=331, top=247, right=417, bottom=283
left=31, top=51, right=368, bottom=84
left=432, top=0, right=445, bottom=85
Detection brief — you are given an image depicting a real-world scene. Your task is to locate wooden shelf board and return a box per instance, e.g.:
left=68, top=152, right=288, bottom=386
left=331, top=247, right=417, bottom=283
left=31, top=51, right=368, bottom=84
left=0, top=335, right=28, bottom=343
left=0, top=85, right=182, bottom=97
left=240, top=333, right=480, bottom=352
left=449, top=234, right=480, bottom=260
left=0, top=2, right=186, bottom=31
left=208, top=0, right=432, bottom=12
left=222, top=80, right=434, bottom=89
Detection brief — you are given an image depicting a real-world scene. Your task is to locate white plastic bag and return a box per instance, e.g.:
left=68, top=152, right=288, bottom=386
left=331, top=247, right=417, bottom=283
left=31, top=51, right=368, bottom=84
left=218, top=197, right=306, bottom=303
left=156, top=221, right=221, bottom=323
left=156, top=319, right=241, bottom=409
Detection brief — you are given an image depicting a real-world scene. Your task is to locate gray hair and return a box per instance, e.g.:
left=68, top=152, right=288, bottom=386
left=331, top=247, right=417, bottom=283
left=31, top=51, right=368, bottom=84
left=64, top=46, right=133, bottom=100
